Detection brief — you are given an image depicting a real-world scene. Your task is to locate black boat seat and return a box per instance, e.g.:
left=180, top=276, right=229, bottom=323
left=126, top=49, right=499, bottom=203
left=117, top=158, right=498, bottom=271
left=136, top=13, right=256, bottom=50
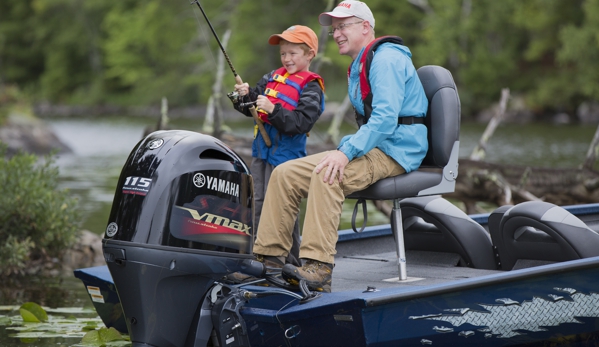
left=346, top=65, right=461, bottom=280
left=489, top=201, right=599, bottom=271
left=401, top=196, right=496, bottom=270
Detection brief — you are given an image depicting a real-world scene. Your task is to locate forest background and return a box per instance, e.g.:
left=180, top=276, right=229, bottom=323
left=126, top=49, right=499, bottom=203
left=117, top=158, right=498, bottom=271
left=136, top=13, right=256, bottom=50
left=1, top=0, right=599, bottom=121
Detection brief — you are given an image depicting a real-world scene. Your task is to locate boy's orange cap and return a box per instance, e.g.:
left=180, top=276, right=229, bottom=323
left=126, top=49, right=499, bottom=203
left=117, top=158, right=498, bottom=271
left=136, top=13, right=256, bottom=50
left=268, top=25, right=319, bottom=54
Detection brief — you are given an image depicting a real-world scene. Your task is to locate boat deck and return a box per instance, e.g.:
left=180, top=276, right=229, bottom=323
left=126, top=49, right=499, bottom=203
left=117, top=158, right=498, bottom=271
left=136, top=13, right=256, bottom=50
left=333, top=233, right=502, bottom=292
left=330, top=203, right=599, bottom=293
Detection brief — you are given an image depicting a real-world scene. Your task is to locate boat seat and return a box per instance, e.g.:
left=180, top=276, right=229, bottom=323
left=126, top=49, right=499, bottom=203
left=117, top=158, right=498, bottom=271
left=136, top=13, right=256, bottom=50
left=487, top=204, right=513, bottom=269
left=489, top=201, right=599, bottom=271
left=401, top=196, right=496, bottom=270
left=346, top=65, right=461, bottom=280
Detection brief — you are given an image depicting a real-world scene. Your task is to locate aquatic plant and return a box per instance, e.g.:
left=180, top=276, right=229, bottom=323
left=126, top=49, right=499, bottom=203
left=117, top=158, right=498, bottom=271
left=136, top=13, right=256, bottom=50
left=0, top=145, right=81, bottom=276
left=0, top=302, right=130, bottom=346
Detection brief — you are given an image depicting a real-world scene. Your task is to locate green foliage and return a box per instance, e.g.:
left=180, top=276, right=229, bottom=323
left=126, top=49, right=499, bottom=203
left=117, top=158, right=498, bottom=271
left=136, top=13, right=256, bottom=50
left=20, top=302, right=48, bottom=323
left=102, top=0, right=202, bottom=105
left=230, top=1, right=327, bottom=89
left=557, top=0, right=599, bottom=102
left=81, top=327, right=129, bottom=346
left=0, top=145, right=80, bottom=276
left=0, top=85, right=29, bottom=125
left=0, top=236, right=35, bottom=272
left=1, top=304, right=120, bottom=344
left=0, top=0, right=598, bottom=116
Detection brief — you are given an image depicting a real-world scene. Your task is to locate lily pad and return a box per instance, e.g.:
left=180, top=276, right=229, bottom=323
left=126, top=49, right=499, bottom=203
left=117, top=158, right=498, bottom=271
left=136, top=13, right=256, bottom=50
left=0, top=316, right=12, bottom=325
left=19, top=302, right=48, bottom=323
left=47, top=307, right=97, bottom=314
left=81, top=327, right=127, bottom=346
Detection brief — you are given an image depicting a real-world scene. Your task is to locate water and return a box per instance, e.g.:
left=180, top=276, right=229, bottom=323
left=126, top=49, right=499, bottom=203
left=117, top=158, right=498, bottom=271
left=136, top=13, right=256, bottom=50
left=0, top=116, right=597, bottom=346
left=50, top=118, right=598, bottom=234
left=48, top=117, right=599, bottom=233
left=458, top=122, right=596, bottom=168
left=0, top=276, right=98, bottom=347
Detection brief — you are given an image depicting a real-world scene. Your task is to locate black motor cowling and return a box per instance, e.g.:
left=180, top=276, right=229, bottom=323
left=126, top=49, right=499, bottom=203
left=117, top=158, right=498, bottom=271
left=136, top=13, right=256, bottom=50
left=102, top=130, right=257, bottom=346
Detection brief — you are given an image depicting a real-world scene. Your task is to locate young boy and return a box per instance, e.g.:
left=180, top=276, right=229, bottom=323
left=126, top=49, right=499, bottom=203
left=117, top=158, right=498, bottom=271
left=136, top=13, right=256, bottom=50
left=233, top=25, right=325, bottom=268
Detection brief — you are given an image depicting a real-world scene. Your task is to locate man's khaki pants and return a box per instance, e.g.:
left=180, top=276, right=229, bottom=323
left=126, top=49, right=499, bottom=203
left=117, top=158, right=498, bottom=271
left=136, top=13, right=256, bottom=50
left=253, top=148, right=405, bottom=264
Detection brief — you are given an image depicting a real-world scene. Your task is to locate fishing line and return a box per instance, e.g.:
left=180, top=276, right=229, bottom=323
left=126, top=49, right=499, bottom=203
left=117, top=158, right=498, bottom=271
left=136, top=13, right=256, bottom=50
left=188, top=0, right=218, bottom=69
left=187, top=0, right=273, bottom=147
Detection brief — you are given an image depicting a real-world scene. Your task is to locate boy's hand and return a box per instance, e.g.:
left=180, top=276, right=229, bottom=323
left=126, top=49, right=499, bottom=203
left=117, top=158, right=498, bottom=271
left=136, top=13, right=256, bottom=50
left=234, top=82, right=250, bottom=96
left=256, top=95, right=275, bottom=114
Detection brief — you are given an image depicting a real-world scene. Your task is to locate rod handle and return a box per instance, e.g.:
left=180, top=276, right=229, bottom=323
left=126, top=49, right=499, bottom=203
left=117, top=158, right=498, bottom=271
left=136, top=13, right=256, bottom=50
left=235, top=74, right=272, bottom=148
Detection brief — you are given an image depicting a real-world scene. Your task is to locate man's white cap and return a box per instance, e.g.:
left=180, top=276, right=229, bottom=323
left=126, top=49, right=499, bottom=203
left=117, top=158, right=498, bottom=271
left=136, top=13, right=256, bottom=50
left=319, top=1, right=375, bottom=29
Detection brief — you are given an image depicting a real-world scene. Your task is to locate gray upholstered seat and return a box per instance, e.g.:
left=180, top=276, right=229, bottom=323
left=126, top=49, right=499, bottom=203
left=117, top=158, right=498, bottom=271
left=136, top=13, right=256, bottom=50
left=346, top=65, right=461, bottom=280
left=489, top=201, right=599, bottom=270
left=401, top=196, right=496, bottom=270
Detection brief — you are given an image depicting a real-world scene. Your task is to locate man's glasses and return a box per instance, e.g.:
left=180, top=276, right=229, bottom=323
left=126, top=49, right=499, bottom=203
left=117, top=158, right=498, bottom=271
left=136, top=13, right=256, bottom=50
left=328, top=21, right=364, bottom=36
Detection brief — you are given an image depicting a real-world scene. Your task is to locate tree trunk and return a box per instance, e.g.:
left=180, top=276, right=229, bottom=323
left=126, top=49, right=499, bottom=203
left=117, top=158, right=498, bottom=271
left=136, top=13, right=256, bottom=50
left=470, top=88, right=509, bottom=161
left=325, top=95, right=353, bottom=145
left=310, top=0, right=338, bottom=74
left=582, top=124, right=599, bottom=170
left=203, top=29, right=231, bottom=138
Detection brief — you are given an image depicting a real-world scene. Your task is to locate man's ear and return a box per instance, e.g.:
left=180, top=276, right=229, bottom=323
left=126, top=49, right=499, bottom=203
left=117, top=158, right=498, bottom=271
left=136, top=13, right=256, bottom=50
left=362, top=21, right=370, bottom=34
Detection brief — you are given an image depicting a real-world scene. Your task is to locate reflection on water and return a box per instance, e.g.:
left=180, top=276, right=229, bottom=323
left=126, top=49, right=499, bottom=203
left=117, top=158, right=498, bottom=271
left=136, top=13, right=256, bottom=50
left=0, top=276, right=90, bottom=308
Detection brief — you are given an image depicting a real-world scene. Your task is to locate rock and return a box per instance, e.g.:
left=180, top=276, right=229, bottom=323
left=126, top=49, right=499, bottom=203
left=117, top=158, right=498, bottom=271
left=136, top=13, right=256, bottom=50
left=61, top=230, right=105, bottom=275
left=553, top=112, right=571, bottom=125
left=577, top=101, right=599, bottom=124
left=0, top=110, right=71, bottom=156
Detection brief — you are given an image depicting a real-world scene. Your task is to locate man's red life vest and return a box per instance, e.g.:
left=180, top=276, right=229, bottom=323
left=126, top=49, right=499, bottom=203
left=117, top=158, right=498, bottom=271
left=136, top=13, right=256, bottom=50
left=259, top=67, right=325, bottom=123
left=347, top=36, right=405, bottom=125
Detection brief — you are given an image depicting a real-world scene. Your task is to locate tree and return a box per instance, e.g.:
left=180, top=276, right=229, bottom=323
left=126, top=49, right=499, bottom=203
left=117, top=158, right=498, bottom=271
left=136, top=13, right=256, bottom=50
left=0, top=0, right=597, bottom=119
left=102, top=0, right=203, bottom=105
left=557, top=0, right=599, bottom=103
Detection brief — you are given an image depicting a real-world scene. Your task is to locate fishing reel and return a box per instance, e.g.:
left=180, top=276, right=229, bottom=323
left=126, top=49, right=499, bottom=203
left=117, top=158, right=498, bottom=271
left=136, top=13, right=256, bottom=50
left=227, top=90, right=240, bottom=104
left=228, top=90, right=257, bottom=108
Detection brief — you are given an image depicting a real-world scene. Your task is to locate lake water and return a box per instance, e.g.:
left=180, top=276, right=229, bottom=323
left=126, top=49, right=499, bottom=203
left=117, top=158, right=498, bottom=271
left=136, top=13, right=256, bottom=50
left=0, top=116, right=597, bottom=346
left=46, top=116, right=599, bottom=234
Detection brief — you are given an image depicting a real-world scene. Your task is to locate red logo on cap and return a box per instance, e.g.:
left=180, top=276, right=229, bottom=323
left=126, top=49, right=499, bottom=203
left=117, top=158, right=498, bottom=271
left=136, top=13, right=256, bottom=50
left=339, top=2, right=351, bottom=8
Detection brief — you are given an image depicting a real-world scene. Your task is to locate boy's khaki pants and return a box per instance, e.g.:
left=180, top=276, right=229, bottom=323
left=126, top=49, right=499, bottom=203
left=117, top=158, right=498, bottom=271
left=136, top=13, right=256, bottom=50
left=253, top=148, right=405, bottom=264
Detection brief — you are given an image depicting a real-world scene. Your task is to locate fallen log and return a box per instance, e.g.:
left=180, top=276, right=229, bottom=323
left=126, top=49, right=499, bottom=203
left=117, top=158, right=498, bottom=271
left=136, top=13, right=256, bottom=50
left=445, top=159, right=599, bottom=214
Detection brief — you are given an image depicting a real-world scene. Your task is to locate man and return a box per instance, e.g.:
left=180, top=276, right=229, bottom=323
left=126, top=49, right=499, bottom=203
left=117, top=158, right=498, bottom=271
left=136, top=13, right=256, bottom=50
left=252, top=0, right=428, bottom=293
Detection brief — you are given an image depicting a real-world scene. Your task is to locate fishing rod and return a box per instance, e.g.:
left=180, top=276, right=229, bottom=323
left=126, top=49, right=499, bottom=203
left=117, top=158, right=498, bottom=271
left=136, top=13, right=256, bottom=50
left=191, top=0, right=271, bottom=147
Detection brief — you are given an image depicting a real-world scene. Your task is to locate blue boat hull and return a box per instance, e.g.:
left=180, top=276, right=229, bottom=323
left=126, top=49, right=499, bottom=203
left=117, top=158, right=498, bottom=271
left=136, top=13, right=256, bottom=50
left=75, top=252, right=599, bottom=346
left=73, top=265, right=127, bottom=334
left=239, top=257, right=599, bottom=346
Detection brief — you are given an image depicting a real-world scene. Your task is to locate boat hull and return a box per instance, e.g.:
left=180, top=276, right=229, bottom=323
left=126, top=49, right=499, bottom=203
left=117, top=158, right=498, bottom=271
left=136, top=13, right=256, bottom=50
left=76, top=255, right=599, bottom=346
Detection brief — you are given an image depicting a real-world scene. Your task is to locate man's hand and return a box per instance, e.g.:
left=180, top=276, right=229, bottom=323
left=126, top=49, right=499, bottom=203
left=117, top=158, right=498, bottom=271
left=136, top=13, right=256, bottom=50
left=315, top=150, right=350, bottom=185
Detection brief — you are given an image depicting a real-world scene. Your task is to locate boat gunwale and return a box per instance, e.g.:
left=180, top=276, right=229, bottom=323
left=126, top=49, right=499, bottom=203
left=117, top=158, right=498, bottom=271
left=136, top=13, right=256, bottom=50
left=363, top=254, right=599, bottom=307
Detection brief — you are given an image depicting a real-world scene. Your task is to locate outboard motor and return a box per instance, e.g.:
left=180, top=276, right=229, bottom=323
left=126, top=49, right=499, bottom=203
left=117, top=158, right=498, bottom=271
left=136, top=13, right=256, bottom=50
left=102, top=130, right=263, bottom=347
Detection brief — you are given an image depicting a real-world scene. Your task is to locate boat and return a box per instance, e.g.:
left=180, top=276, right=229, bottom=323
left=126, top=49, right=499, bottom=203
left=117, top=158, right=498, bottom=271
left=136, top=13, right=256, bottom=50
left=74, top=65, right=599, bottom=346
left=75, top=200, right=599, bottom=346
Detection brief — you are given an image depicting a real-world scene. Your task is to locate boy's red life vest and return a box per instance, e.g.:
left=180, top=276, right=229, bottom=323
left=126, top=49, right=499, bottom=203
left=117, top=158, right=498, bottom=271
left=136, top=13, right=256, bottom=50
left=258, top=67, right=325, bottom=123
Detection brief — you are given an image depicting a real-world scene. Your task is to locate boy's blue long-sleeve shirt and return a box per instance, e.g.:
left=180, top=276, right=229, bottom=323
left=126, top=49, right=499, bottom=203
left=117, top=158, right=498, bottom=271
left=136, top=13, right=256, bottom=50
left=338, top=42, right=428, bottom=173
